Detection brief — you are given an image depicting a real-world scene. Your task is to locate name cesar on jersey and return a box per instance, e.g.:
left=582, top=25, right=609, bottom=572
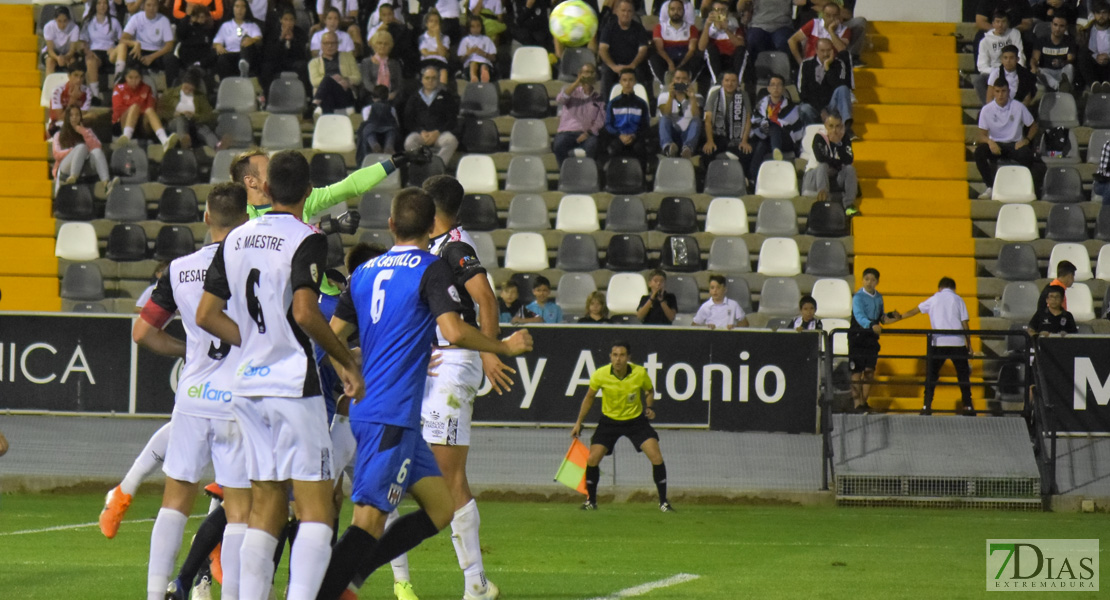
left=235, top=234, right=285, bottom=251
left=179, top=268, right=206, bottom=283
left=370, top=253, right=423, bottom=268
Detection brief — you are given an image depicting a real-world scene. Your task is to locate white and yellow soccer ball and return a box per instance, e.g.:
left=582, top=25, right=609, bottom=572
left=549, top=0, right=599, bottom=47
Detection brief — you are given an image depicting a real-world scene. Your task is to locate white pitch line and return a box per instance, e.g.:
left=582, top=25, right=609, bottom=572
left=1, top=514, right=202, bottom=536
left=587, top=573, right=701, bottom=600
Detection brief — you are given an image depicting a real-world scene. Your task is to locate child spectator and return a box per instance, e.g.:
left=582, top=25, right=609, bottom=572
left=636, top=269, right=678, bottom=325
left=468, top=0, right=507, bottom=43
left=693, top=274, right=748, bottom=329
left=260, top=8, right=310, bottom=97
left=459, top=15, right=497, bottom=83
left=356, top=85, right=399, bottom=163
left=499, top=280, right=539, bottom=324
left=81, top=0, right=122, bottom=101
left=1028, top=285, right=1078, bottom=336
left=526, top=276, right=563, bottom=323
left=578, top=291, right=613, bottom=323
left=44, top=6, right=81, bottom=75
left=53, top=106, right=115, bottom=191
left=419, top=10, right=453, bottom=84
left=158, top=68, right=219, bottom=149
left=213, top=0, right=264, bottom=79
left=793, top=295, right=822, bottom=331
left=314, top=0, right=363, bottom=56
left=112, top=65, right=179, bottom=152
left=49, top=69, right=93, bottom=131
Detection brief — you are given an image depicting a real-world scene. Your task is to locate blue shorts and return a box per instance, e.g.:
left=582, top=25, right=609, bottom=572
left=350, top=421, right=441, bottom=512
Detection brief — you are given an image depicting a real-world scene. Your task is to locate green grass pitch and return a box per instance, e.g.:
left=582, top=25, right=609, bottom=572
left=0, top=491, right=1104, bottom=599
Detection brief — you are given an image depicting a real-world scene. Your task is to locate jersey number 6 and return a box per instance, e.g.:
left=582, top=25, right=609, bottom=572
left=371, top=269, right=394, bottom=324
left=246, top=268, right=267, bottom=334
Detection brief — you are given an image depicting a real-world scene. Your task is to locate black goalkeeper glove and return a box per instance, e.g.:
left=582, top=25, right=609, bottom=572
left=318, top=210, right=360, bottom=235
left=392, top=146, right=433, bottom=168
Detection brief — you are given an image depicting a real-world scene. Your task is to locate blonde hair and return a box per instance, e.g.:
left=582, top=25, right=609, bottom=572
left=585, top=291, right=609, bottom=318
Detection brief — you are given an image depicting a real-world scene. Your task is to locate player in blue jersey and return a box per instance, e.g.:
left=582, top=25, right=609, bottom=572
left=315, top=187, right=533, bottom=600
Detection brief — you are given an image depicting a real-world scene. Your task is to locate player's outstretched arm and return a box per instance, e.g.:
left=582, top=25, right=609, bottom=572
left=464, top=272, right=515, bottom=394
left=436, top=311, right=533, bottom=356
left=571, top=388, right=598, bottom=438
left=197, top=292, right=242, bottom=347
left=132, top=316, right=186, bottom=357
left=294, top=288, right=365, bottom=399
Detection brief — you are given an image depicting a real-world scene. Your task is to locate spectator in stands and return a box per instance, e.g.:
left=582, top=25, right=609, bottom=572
left=418, top=10, right=454, bottom=84
left=976, top=10, right=1026, bottom=103
left=702, top=71, right=752, bottom=162
left=787, top=0, right=851, bottom=66
left=552, top=63, right=606, bottom=166
left=117, top=0, right=181, bottom=85
left=52, top=106, right=115, bottom=190
left=793, top=295, right=822, bottom=331
left=985, top=45, right=1037, bottom=107
left=636, top=269, right=678, bottom=325
left=1028, top=285, right=1078, bottom=335
left=1094, top=138, right=1110, bottom=203
left=699, top=0, right=745, bottom=87
left=657, top=67, right=702, bottom=158
left=975, top=78, right=1037, bottom=199
left=797, top=38, right=852, bottom=127
left=111, top=65, right=179, bottom=152
left=526, top=276, right=563, bottom=323
left=499, top=279, right=540, bottom=324
left=896, top=277, right=975, bottom=416
left=459, top=15, right=498, bottom=83
left=693, top=274, right=748, bottom=329
left=802, top=110, right=858, bottom=216
left=849, top=267, right=896, bottom=412
left=837, top=0, right=868, bottom=62
left=173, top=0, right=224, bottom=21
left=430, top=0, right=464, bottom=47
left=598, top=0, right=651, bottom=99
left=356, top=84, right=399, bottom=162
left=43, top=6, right=82, bottom=76
left=742, top=0, right=795, bottom=59
left=313, top=0, right=363, bottom=57
left=310, top=31, right=361, bottom=115
left=91, top=0, right=129, bottom=20
left=403, top=66, right=460, bottom=164
left=365, top=3, right=416, bottom=77
left=361, top=30, right=403, bottom=105
left=468, top=0, right=507, bottom=44
left=310, top=7, right=358, bottom=57
left=750, top=74, right=801, bottom=173
left=260, top=9, right=310, bottom=98
left=603, top=68, right=652, bottom=166
left=1038, top=260, right=1075, bottom=310
left=157, top=68, right=219, bottom=150
left=975, top=0, right=1033, bottom=34
left=1081, top=1, right=1110, bottom=92
left=1031, top=15, right=1076, bottom=92
left=579, top=291, right=614, bottom=324
left=49, top=69, right=93, bottom=131
left=1032, top=0, right=1077, bottom=26
left=649, top=0, right=702, bottom=87
left=174, top=3, right=218, bottom=80
left=508, top=0, right=553, bottom=51
left=213, top=0, right=263, bottom=79
left=82, top=0, right=123, bottom=102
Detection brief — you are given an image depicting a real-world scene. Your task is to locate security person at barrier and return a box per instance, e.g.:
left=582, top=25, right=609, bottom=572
left=896, top=277, right=976, bottom=417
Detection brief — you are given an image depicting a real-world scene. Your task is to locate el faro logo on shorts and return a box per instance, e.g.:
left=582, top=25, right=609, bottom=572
left=187, top=382, right=233, bottom=403
left=237, top=360, right=271, bottom=377
left=986, top=539, right=1099, bottom=591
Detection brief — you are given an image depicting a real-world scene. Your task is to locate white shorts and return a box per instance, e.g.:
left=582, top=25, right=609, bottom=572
left=162, top=411, right=251, bottom=489
left=421, top=349, right=482, bottom=446
left=232, top=395, right=334, bottom=482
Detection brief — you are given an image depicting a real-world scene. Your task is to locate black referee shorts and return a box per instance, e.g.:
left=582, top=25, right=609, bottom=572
left=590, top=414, right=659, bottom=454
left=848, top=330, right=881, bottom=374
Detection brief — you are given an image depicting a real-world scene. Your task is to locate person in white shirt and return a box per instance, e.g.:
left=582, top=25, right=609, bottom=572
left=974, top=9, right=1025, bottom=103
left=657, top=66, right=702, bottom=158
left=434, top=0, right=463, bottom=48
left=895, top=277, right=976, bottom=416
left=419, top=10, right=453, bottom=84
left=312, top=0, right=364, bottom=57
left=1082, top=0, right=1110, bottom=92
left=458, top=15, right=497, bottom=83
left=468, top=0, right=507, bottom=43
left=116, top=0, right=180, bottom=85
left=213, top=0, right=264, bottom=79
left=81, top=0, right=122, bottom=100
left=693, top=275, right=749, bottom=329
left=310, top=7, right=358, bottom=57
left=43, top=6, right=82, bottom=75
left=974, top=79, right=1038, bottom=199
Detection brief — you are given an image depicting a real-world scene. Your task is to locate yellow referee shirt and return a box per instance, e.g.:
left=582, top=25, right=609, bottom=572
left=589, top=363, right=653, bottom=421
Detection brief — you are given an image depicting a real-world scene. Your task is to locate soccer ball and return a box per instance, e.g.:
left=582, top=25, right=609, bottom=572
left=549, top=0, right=598, bottom=47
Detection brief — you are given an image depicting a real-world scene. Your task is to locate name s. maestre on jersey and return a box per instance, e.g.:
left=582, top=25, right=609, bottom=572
left=369, top=252, right=423, bottom=268
left=235, top=234, right=285, bottom=251
left=178, top=268, right=206, bottom=284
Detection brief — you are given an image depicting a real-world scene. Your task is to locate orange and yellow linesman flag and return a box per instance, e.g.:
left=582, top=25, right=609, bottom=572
left=554, top=438, right=589, bottom=495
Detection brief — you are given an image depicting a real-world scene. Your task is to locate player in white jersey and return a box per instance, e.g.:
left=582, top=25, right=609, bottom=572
left=133, top=183, right=253, bottom=600
left=198, top=150, right=364, bottom=600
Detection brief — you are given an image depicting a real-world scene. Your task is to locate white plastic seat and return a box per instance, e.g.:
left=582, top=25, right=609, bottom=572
left=470, top=231, right=497, bottom=267
left=822, top=318, right=851, bottom=355
left=555, top=273, right=597, bottom=314
left=510, top=46, right=552, bottom=83
left=754, top=160, right=799, bottom=198
left=1048, top=243, right=1093, bottom=281
left=1066, top=283, right=1096, bottom=321
left=503, top=232, right=549, bottom=272
left=606, top=272, right=649, bottom=314
left=607, top=82, right=651, bottom=106
left=505, top=155, right=548, bottom=192
left=991, top=165, right=1036, bottom=203
left=260, top=114, right=303, bottom=150
left=653, top=158, right=697, bottom=194
left=1095, top=245, right=1110, bottom=281
left=312, top=115, right=356, bottom=152
left=994, top=204, right=1038, bottom=241
left=704, top=197, right=748, bottom=235
left=810, top=278, right=853, bottom=318
left=455, top=155, right=499, bottom=194
left=55, top=222, right=100, bottom=261
left=215, top=77, right=257, bottom=112
left=508, top=119, right=550, bottom=154
left=756, top=237, right=801, bottom=276
left=40, top=72, right=68, bottom=108
left=800, top=124, right=827, bottom=170
left=555, top=194, right=599, bottom=232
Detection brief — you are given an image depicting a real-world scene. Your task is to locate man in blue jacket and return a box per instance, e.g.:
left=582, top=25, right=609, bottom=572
left=604, top=68, right=652, bottom=166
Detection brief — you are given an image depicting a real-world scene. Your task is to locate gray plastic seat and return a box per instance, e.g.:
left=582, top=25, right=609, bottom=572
left=505, top=155, right=547, bottom=192
left=459, top=82, right=500, bottom=118
left=725, top=277, right=753, bottom=312
left=655, top=196, right=698, bottom=233
left=210, top=149, right=235, bottom=184
left=805, top=239, right=849, bottom=276
left=53, top=184, right=95, bottom=220
left=358, top=229, right=395, bottom=248
left=667, top=275, right=701, bottom=313
left=158, top=148, right=199, bottom=185
left=1086, top=130, right=1110, bottom=164
left=558, top=157, right=600, bottom=193
left=706, top=236, right=751, bottom=273
left=1041, top=167, right=1084, bottom=203
left=361, top=154, right=401, bottom=190
left=260, top=114, right=303, bottom=150
left=555, top=273, right=597, bottom=315
left=605, top=195, right=648, bottom=232
left=405, top=156, right=446, bottom=187
left=758, top=277, right=802, bottom=316
left=509, top=119, right=549, bottom=154
left=605, top=234, right=647, bottom=271
left=358, top=191, right=392, bottom=229
left=215, top=77, right=257, bottom=112
left=605, top=157, right=644, bottom=194
left=469, top=230, right=497, bottom=267
left=559, top=47, right=596, bottom=82
left=104, top=185, right=147, bottom=221
left=703, top=158, right=747, bottom=196
left=267, top=78, right=306, bottom=114
left=556, top=234, right=600, bottom=271
left=506, top=194, right=549, bottom=230
left=310, top=153, right=347, bottom=187
left=1039, top=128, right=1080, bottom=166
left=755, top=199, right=799, bottom=235
left=154, top=225, right=196, bottom=260
left=1039, top=92, right=1079, bottom=128
left=459, top=194, right=499, bottom=231
left=754, top=51, right=791, bottom=87
left=1085, top=93, right=1110, bottom=128
left=158, top=187, right=199, bottom=223
left=653, top=158, right=697, bottom=194
left=1000, top=281, right=1040, bottom=320
left=70, top=301, right=109, bottom=313
left=216, top=112, right=254, bottom=148
left=61, top=262, right=105, bottom=301
left=996, top=243, right=1040, bottom=281
left=659, top=235, right=701, bottom=272
left=460, top=118, right=500, bottom=153
left=1045, top=204, right=1087, bottom=241
left=1097, top=205, right=1110, bottom=240
left=509, top=83, right=549, bottom=118
left=110, top=142, right=149, bottom=183
left=106, top=223, right=149, bottom=261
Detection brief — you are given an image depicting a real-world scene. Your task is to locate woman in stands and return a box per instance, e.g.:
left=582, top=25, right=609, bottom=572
left=157, top=68, right=220, bottom=150
left=310, top=6, right=358, bottom=57
left=111, top=66, right=179, bottom=153
left=213, top=0, right=264, bottom=79
left=43, top=6, right=82, bottom=75
left=419, top=10, right=453, bottom=84
left=363, top=30, right=403, bottom=103
left=314, top=0, right=363, bottom=55
left=82, top=0, right=123, bottom=104
left=52, top=106, right=116, bottom=192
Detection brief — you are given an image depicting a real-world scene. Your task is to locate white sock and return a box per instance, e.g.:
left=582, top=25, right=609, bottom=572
left=122, top=423, right=171, bottom=496
left=208, top=497, right=221, bottom=514
left=122, top=126, right=135, bottom=139
left=155, top=128, right=169, bottom=144
left=387, top=508, right=410, bottom=583
left=239, top=528, right=278, bottom=600
left=221, top=522, right=248, bottom=600
left=115, top=60, right=125, bottom=74
left=90, top=85, right=101, bottom=98
left=287, top=521, right=334, bottom=600
left=451, top=499, right=488, bottom=594
left=329, top=414, right=356, bottom=473
left=147, top=508, right=188, bottom=600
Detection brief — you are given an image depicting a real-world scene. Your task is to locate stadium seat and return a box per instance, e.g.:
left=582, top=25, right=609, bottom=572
left=656, top=196, right=698, bottom=233
left=154, top=225, right=196, bottom=261
left=312, top=115, right=356, bottom=152
left=558, top=47, right=596, bottom=82
left=455, top=154, right=499, bottom=194
left=1097, top=205, right=1110, bottom=240
left=754, top=51, right=791, bottom=87
left=823, top=318, right=851, bottom=355
left=758, top=277, right=802, bottom=316
left=60, top=262, right=105, bottom=301
left=663, top=274, right=698, bottom=313
left=993, top=204, right=1038, bottom=241
left=310, top=152, right=347, bottom=187
left=460, top=118, right=500, bottom=153
left=1039, top=92, right=1079, bottom=128
left=53, top=184, right=95, bottom=220
left=659, top=235, right=701, bottom=272
left=558, top=157, right=600, bottom=193
left=459, top=82, right=501, bottom=118
left=506, top=194, right=549, bottom=230
left=105, top=223, right=149, bottom=261
left=55, top=222, right=99, bottom=261
left=1041, top=167, right=1084, bottom=203
left=606, top=273, right=649, bottom=314
left=556, top=272, right=597, bottom=314
left=110, top=142, right=149, bottom=183
left=406, top=156, right=446, bottom=187
left=210, top=149, right=235, bottom=184
left=607, top=82, right=651, bottom=105
left=605, top=234, right=648, bottom=271
left=504, top=232, right=549, bottom=271
left=805, top=239, right=849, bottom=276
left=806, top=201, right=848, bottom=237
left=1045, top=204, right=1088, bottom=241
left=1038, top=128, right=1080, bottom=166
left=505, top=155, right=548, bottom=192
left=671, top=313, right=694, bottom=326
left=706, top=236, right=750, bottom=273
left=510, top=46, right=552, bottom=83
left=1066, top=283, right=1096, bottom=321
left=757, top=237, right=802, bottom=276
left=1096, top=245, right=1110, bottom=280
left=754, top=160, right=799, bottom=198
left=358, top=191, right=392, bottom=229
left=1048, top=243, right=1093, bottom=280
left=798, top=124, right=826, bottom=169
left=811, top=278, right=852, bottom=318
left=216, top=112, right=255, bottom=148
left=158, top=187, right=199, bottom=223
left=704, top=197, right=748, bottom=235
left=104, top=185, right=147, bottom=222
left=725, top=277, right=753, bottom=312
left=40, top=72, right=68, bottom=108
left=509, top=119, right=550, bottom=154
left=359, top=229, right=395, bottom=248
left=157, top=149, right=199, bottom=185
left=360, top=154, right=401, bottom=190
left=653, top=159, right=697, bottom=194
left=261, top=114, right=303, bottom=150
left=996, top=243, right=1040, bottom=281
left=755, top=199, right=799, bottom=236
left=1086, top=93, right=1110, bottom=128
left=1087, top=130, right=1110, bottom=164
left=510, top=272, right=540, bottom=304
left=556, top=194, right=599, bottom=232
left=766, top=317, right=794, bottom=331
left=703, top=158, right=747, bottom=196
left=267, top=78, right=307, bottom=114
left=605, top=195, right=648, bottom=232
left=458, top=194, right=499, bottom=231
left=991, top=166, right=1036, bottom=202
left=70, top=301, right=109, bottom=313
left=215, top=77, right=257, bottom=112
left=556, top=234, right=600, bottom=271
left=605, top=157, right=645, bottom=194
left=509, top=83, right=550, bottom=119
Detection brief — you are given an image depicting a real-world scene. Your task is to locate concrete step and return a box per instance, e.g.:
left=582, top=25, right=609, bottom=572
left=854, top=68, right=958, bottom=89
left=856, top=122, right=965, bottom=142
left=0, top=275, right=60, bottom=311
left=855, top=104, right=964, bottom=125
left=871, top=34, right=956, bottom=55
left=0, top=238, right=58, bottom=276
left=854, top=86, right=962, bottom=105
left=859, top=51, right=958, bottom=70
left=868, top=22, right=957, bottom=37
left=859, top=198, right=969, bottom=218
left=859, top=178, right=968, bottom=201
left=850, top=256, right=977, bottom=295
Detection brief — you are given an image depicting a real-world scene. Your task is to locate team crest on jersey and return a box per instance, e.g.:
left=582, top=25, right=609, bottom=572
left=447, top=285, right=461, bottom=303
left=310, top=263, right=319, bottom=283
left=388, top=483, right=403, bottom=506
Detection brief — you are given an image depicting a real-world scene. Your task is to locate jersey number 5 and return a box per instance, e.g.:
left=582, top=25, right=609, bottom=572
left=371, top=269, right=394, bottom=324
left=246, top=268, right=267, bottom=334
